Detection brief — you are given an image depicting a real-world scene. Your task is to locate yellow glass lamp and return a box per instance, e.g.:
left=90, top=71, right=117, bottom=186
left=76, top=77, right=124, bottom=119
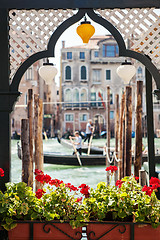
left=76, top=17, right=95, bottom=44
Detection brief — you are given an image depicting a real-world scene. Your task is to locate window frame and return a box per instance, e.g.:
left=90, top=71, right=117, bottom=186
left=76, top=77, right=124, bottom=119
left=65, top=114, right=74, bottom=122
left=80, top=113, right=88, bottom=122
left=25, top=67, right=32, bottom=80
left=65, top=65, right=72, bottom=80
left=110, top=111, right=114, bottom=119
left=106, top=69, right=111, bottom=80
left=80, top=52, right=85, bottom=60
left=67, top=52, right=72, bottom=60
left=102, top=44, right=119, bottom=57
left=94, top=51, right=99, bottom=58
left=92, top=69, right=101, bottom=83
left=80, top=65, right=87, bottom=80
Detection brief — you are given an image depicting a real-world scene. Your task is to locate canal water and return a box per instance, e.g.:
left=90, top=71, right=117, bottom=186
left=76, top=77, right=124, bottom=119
left=11, top=138, right=160, bottom=189
left=11, top=139, right=108, bottom=189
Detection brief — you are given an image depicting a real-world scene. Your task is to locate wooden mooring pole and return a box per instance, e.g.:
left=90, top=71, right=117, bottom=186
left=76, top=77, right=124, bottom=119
left=115, top=94, right=119, bottom=182
left=106, top=86, right=110, bottom=184
left=21, top=119, right=32, bottom=186
left=119, top=92, right=125, bottom=179
left=139, top=170, right=147, bottom=186
left=34, top=94, right=44, bottom=190
left=27, top=89, right=33, bottom=188
left=124, top=86, right=132, bottom=176
left=134, top=81, right=143, bottom=177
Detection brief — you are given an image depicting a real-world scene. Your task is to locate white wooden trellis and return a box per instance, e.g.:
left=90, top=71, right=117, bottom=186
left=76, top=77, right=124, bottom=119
left=96, top=8, right=160, bottom=65
left=9, top=8, right=160, bottom=79
left=9, top=9, right=76, bottom=78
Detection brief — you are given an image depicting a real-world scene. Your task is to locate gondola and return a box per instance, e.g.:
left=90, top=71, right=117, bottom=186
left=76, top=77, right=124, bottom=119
left=44, top=152, right=106, bottom=166
left=43, top=152, right=160, bottom=166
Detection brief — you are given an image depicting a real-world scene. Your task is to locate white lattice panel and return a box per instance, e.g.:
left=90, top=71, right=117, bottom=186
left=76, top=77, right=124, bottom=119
left=96, top=8, right=160, bottom=65
left=9, top=8, right=160, bottom=78
left=9, top=9, right=75, bottom=78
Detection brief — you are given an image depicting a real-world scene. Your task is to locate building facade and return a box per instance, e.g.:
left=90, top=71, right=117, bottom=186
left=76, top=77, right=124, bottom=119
left=11, top=60, right=59, bottom=138
left=61, top=35, right=127, bottom=136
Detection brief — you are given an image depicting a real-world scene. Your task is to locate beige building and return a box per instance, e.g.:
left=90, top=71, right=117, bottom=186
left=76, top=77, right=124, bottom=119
left=11, top=60, right=59, bottom=138
left=61, top=35, right=128, bottom=136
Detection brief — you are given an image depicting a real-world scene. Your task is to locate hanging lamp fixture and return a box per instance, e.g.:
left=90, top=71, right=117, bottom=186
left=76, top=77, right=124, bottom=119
left=38, top=59, right=58, bottom=85
left=76, top=16, right=95, bottom=44
left=116, top=60, right=136, bottom=85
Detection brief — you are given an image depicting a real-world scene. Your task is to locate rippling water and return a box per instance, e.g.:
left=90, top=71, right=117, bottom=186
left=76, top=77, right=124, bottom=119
left=11, top=138, right=160, bottom=189
left=11, top=139, right=108, bottom=189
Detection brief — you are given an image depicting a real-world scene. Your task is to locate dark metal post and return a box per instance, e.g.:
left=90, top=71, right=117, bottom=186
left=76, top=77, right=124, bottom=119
left=0, top=9, right=11, bottom=191
left=145, top=66, right=156, bottom=178
left=0, top=9, right=20, bottom=191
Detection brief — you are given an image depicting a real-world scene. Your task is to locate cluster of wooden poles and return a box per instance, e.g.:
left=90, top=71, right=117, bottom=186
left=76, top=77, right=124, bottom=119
left=106, top=80, right=145, bottom=184
left=21, top=89, right=44, bottom=190
left=21, top=81, right=145, bottom=189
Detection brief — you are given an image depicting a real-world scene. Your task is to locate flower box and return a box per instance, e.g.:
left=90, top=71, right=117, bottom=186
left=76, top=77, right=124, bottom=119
left=8, top=221, right=82, bottom=240
left=86, top=222, right=160, bottom=240
left=7, top=221, right=160, bottom=240
left=0, top=167, right=160, bottom=240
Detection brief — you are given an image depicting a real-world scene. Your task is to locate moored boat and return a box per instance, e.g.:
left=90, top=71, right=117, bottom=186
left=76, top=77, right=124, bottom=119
left=43, top=152, right=160, bottom=166
left=44, top=152, right=106, bottom=166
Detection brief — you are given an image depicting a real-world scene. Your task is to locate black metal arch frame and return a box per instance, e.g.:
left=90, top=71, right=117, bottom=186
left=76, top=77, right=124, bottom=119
left=8, top=8, right=160, bottom=186
left=10, top=8, right=160, bottom=91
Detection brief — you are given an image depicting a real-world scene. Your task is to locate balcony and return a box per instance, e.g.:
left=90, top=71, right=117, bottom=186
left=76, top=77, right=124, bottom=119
left=63, top=102, right=89, bottom=109
left=62, top=101, right=105, bottom=110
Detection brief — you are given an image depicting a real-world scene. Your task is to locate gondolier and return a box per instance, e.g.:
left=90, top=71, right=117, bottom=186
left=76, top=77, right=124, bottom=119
left=69, top=131, right=82, bottom=155
left=83, top=119, right=93, bottom=145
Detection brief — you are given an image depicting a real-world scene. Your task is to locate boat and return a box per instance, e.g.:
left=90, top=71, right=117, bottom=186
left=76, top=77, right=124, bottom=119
left=17, top=141, right=160, bottom=166
left=44, top=152, right=106, bottom=166
left=44, top=152, right=160, bottom=166
left=60, top=138, right=105, bottom=155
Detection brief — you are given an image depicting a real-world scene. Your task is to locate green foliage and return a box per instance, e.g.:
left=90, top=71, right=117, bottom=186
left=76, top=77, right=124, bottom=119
left=84, top=176, right=160, bottom=228
left=0, top=174, right=159, bottom=231
left=0, top=182, right=42, bottom=230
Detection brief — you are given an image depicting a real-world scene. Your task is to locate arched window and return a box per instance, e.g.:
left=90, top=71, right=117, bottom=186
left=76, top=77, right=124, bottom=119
left=65, top=66, right=71, bottom=80
left=81, top=88, right=87, bottom=107
left=65, top=89, right=72, bottom=102
left=73, top=89, right=79, bottom=107
left=81, top=66, right=87, bottom=80
left=81, top=89, right=87, bottom=101
left=64, top=88, right=72, bottom=107
left=91, top=88, right=96, bottom=107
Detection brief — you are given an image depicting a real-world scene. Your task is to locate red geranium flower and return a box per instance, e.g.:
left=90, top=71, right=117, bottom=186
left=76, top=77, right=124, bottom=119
left=34, top=169, right=44, bottom=176
left=142, top=185, right=153, bottom=197
left=76, top=197, right=82, bottom=202
left=151, top=184, right=160, bottom=190
left=43, top=174, right=52, bottom=183
left=49, top=179, right=63, bottom=187
left=135, top=176, right=139, bottom=181
left=0, top=168, right=4, bottom=177
left=105, top=166, right=118, bottom=173
left=116, top=179, right=123, bottom=188
left=79, top=184, right=90, bottom=198
left=35, top=173, right=52, bottom=184
left=65, top=183, right=78, bottom=191
left=35, top=189, right=46, bottom=199
left=35, top=174, right=45, bottom=184
left=149, top=177, right=160, bottom=187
